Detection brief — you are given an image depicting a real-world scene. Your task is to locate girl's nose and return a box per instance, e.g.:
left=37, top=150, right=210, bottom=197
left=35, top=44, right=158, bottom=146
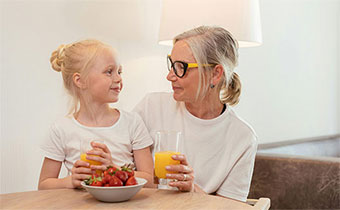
left=113, top=73, right=122, bottom=83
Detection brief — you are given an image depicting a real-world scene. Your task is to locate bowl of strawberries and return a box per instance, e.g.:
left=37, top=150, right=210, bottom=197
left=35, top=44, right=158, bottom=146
left=81, top=164, right=147, bottom=202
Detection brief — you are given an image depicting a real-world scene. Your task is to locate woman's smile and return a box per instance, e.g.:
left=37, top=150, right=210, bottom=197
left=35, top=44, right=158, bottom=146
left=110, top=86, right=121, bottom=93
left=172, top=85, right=183, bottom=91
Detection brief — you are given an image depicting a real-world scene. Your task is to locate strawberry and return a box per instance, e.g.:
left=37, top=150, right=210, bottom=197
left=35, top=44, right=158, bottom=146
left=121, top=164, right=135, bottom=178
left=84, top=176, right=92, bottom=185
left=125, top=176, right=137, bottom=186
left=109, top=175, right=123, bottom=186
left=107, top=166, right=118, bottom=175
left=102, top=174, right=112, bottom=184
left=85, top=175, right=102, bottom=186
left=115, top=171, right=128, bottom=183
left=91, top=180, right=103, bottom=186
left=126, top=170, right=134, bottom=178
left=92, top=174, right=99, bottom=178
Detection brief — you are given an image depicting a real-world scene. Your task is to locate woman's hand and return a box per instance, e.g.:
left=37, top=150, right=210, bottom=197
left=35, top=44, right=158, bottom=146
left=165, top=154, right=194, bottom=192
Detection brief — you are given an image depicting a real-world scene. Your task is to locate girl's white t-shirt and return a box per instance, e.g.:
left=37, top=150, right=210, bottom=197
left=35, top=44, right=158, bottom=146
left=41, top=110, right=153, bottom=175
left=133, top=92, right=257, bottom=202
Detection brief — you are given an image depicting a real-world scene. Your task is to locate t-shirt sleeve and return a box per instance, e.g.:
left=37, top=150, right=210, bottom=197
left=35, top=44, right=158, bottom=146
left=130, top=113, right=153, bottom=150
left=40, top=123, right=66, bottom=162
left=216, top=136, right=258, bottom=202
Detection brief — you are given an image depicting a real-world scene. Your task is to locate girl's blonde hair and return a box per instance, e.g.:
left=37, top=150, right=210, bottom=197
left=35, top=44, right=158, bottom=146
left=50, top=39, right=110, bottom=114
left=174, top=26, right=241, bottom=106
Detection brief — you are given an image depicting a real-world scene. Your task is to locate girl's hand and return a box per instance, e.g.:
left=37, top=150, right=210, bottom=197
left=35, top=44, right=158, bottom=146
left=165, top=154, right=194, bottom=192
left=71, top=160, right=92, bottom=188
left=72, top=141, right=121, bottom=188
left=85, top=141, right=120, bottom=171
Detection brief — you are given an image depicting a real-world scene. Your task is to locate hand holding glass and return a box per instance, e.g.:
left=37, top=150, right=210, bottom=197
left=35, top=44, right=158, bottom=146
left=80, top=139, right=105, bottom=175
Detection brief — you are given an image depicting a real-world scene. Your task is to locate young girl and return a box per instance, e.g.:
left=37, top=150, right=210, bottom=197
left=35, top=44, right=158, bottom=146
left=38, top=39, right=154, bottom=189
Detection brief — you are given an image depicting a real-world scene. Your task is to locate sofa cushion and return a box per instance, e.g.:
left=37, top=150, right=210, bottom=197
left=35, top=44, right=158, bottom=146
left=248, top=154, right=340, bottom=209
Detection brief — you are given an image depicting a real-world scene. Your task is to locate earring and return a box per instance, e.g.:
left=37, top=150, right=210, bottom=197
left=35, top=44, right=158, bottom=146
left=210, top=84, right=215, bottom=89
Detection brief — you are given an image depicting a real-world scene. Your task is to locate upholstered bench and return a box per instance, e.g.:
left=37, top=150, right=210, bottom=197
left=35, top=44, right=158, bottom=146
left=248, top=153, right=340, bottom=209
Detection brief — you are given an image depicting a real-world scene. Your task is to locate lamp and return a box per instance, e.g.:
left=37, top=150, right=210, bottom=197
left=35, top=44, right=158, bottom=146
left=158, top=0, right=262, bottom=47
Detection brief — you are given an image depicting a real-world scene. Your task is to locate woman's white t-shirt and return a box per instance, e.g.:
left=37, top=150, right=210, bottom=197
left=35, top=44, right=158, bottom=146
left=133, top=92, right=257, bottom=202
left=41, top=110, right=153, bottom=175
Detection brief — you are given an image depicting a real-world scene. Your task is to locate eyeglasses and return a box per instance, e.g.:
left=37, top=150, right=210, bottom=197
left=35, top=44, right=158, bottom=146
left=167, top=55, right=215, bottom=78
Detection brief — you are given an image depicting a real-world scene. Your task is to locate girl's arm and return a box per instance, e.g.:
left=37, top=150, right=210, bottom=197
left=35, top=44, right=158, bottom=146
left=38, top=157, right=92, bottom=190
left=38, top=158, right=73, bottom=190
left=133, top=147, right=157, bottom=188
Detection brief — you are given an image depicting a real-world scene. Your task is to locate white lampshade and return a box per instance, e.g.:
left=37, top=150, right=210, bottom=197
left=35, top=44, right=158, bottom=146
left=158, top=0, right=262, bottom=47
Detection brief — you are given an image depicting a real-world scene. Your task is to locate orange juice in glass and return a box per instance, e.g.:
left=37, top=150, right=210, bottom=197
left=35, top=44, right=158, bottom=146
left=154, top=131, right=182, bottom=189
left=80, top=154, right=102, bottom=165
left=80, top=139, right=104, bottom=175
left=155, top=151, right=180, bottom=179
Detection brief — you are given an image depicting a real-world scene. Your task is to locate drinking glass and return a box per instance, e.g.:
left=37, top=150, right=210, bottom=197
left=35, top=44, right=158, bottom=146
left=154, top=130, right=183, bottom=190
left=80, top=138, right=105, bottom=175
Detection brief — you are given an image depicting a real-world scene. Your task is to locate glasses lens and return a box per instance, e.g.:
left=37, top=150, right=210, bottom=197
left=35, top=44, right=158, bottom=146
left=174, top=62, right=185, bottom=77
left=167, top=56, right=172, bottom=71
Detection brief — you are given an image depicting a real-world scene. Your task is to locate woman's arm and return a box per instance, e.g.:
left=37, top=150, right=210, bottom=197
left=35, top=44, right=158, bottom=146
left=215, top=141, right=257, bottom=202
left=133, top=147, right=156, bottom=188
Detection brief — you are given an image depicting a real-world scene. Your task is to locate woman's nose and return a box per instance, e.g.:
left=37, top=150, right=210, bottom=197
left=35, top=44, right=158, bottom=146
left=166, top=68, right=177, bottom=81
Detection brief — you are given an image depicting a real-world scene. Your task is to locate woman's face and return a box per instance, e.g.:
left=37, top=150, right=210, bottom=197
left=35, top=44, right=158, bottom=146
left=167, top=40, right=200, bottom=103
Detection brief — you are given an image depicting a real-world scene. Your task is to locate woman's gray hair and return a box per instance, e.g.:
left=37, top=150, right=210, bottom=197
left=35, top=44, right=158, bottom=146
left=174, top=26, right=241, bottom=105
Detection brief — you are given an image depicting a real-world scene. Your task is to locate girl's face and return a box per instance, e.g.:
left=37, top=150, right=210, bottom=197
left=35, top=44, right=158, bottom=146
left=84, top=47, right=123, bottom=104
left=167, top=40, right=200, bottom=103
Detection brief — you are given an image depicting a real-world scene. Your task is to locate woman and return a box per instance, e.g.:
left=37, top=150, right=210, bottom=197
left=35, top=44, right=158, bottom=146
left=134, top=26, right=257, bottom=202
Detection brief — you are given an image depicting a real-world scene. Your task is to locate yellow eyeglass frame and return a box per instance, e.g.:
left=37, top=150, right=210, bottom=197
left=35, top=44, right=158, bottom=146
left=167, top=55, right=215, bottom=78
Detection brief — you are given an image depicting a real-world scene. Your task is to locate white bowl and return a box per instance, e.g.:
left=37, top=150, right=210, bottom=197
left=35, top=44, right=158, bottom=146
left=81, top=177, right=147, bottom=202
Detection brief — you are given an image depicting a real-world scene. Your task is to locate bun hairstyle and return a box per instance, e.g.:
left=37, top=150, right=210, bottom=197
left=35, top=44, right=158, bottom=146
left=50, top=39, right=110, bottom=114
left=174, top=26, right=241, bottom=106
left=50, top=44, right=67, bottom=72
left=220, top=72, right=241, bottom=106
